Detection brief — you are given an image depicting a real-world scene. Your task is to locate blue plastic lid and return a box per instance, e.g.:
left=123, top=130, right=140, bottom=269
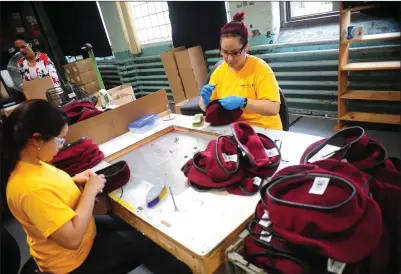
left=128, top=114, right=160, bottom=129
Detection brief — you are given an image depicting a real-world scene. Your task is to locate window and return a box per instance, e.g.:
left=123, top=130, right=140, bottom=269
left=280, top=1, right=341, bottom=28
left=131, top=2, right=172, bottom=45
left=225, top=2, right=231, bottom=22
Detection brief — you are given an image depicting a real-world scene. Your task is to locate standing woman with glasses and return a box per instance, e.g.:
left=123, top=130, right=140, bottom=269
left=199, top=12, right=282, bottom=130
left=1, top=100, right=192, bottom=274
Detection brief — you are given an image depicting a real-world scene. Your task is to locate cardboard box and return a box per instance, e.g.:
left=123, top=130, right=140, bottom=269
left=107, top=85, right=135, bottom=98
left=160, top=47, right=186, bottom=103
left=80, top=80, right=100, bottom=94
left=21, top=76, right=54, bottom=100
left=66, top=90, right=169, bottom=144
left=106, top=85, right=136, bottom=106
left=174, top=46, right=208, bottom=99
left=67, top=70, right=98, bottom=85
left=63, top=59, right=93, bottom=75
left=174, top=99, right=189, bottom=115
left=112, top=93, right=135, bottom=106
left=1, top=81, right=9, bottom=99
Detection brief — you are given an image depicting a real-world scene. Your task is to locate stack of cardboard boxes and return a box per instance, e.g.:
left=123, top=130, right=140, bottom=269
left=63, top=59, right=100, bottom=94
left=160, top=46, right=208, bottom=105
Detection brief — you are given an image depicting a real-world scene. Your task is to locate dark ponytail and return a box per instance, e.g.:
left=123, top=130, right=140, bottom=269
left=1, top=100, right=67, bottom=191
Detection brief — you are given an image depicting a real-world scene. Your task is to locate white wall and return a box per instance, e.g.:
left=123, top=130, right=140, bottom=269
left=228, top=1, right=280, bottom=43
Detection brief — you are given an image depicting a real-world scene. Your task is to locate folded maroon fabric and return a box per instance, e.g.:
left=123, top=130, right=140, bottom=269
left=64, top=150, right=104, bottom=175
left=226, top=177, right=261, bottom=196
left=52, top=138, right=104, bottom=176
left=96, top=161, right=131, bottom=194
left=232, top=122, right=281, bottom=177
left=61, top=100, right=103, bottom=124
left=262, top=164, right=382, bottom=263
left=205, top=100, right=243, bottom=126
left=78, top=107, right=103, bottom=122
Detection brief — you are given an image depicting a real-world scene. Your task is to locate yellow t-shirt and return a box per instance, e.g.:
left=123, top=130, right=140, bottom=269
left=209, top=55, right=283, bottom=130
left=6, top=161, right=96, bottom=273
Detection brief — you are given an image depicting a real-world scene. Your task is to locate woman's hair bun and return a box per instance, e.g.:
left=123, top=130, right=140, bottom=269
left=233, top=12, right=245, bottom=22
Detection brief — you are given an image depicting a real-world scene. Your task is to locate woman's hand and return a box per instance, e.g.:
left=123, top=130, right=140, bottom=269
left=72, top=170, right=93, bottom=184
left=219, top=96, right=245, bottom=110
left=200, top=84, right=216, bottom=105
left=84, top=172, right=106, bottom=197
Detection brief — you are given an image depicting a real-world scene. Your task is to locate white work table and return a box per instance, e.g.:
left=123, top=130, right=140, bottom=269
left=92, top=114, right=324, bottom=274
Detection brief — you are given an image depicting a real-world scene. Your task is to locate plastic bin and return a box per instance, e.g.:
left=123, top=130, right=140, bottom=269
left=128, top=114, right=161, bottom=134
left=225, top=230, right=265, bottom=274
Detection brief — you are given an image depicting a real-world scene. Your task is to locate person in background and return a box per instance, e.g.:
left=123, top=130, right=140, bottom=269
left=1, top=100, right=192, bottom=274
left=199, top=12, right=282, bottom=130
left=14, top=36, right=60, bottom=87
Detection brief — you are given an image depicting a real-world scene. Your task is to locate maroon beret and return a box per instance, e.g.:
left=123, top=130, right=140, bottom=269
left=244, top=220, right=309, bottom=274
left=205, top=100, right=243, bottom=126
left=261, top=164, right=382, bottom=263
left=95, top=161, right=130, bottom=194
left=300, top=126, right=369, bottom=165
left=232, top=122, right=281, bottom=177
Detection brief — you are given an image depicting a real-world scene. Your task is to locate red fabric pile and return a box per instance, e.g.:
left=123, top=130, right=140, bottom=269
left=52, top=138, right=104, bottom=176
left=182, top=122, right=281, bottom=195
left=61, top=100, right=103, bottom=125
left=243, top=126, right=400, bottom=273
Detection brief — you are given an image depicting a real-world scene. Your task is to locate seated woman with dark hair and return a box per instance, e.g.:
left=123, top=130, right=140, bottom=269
left=14, top=36, right=60, bottom=87
left=2, top=100, right=192, bottom=274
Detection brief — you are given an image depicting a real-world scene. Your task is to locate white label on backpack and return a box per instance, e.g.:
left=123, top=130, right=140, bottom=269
left=265, top=148, right=279, bottom=157
left=308, top=145, right=340, bottom=163
left=253, top=177, right=262, bottom=186
left=341, top=158, right=348, bottom=163
left=242, top=150, right=247, bottom=156
left=222, top=153, right=238, bottom=163
left=260, top=230, right=272, bottom=243
left=259, top=210, right=271, bottom=227
left=327, top=258, right=346, bottom=274
left=68, top=93, right=76, bottom=99
left=309, top=177, right=330, bottom=195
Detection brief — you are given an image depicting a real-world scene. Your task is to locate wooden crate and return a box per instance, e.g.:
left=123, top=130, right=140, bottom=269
left=225, top=230, right=264, bottom=274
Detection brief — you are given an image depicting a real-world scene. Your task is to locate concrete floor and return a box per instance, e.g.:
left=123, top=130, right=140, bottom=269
left=4, top=114, right=400, bottom=274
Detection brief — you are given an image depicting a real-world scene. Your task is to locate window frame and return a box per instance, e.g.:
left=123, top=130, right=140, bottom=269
left=130, top=2, right=172, bottom=45
left=280, top=1, right=366, bottom=28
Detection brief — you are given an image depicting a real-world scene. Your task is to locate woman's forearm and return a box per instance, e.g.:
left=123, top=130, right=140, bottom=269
left=199, top=98, right=207, bottom=111
left=245, top=99, right=280, bottom=116
left=70, top=188, right=96, bottom=245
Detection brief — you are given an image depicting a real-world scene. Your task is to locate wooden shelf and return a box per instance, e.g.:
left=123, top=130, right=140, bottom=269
left=341, top=32, right=401, bottom=44
left=340, top=90, right=401, bottom=101
left=341, top=4, right=378, bottom=13
left=342, top=61, right=401, bottom=71
left=340, top=112, right=400, bottom=125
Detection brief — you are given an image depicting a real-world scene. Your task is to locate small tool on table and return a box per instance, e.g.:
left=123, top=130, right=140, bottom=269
left=169, top=187, right=179, bottom=212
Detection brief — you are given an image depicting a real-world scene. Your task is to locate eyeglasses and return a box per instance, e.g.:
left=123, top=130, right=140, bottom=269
left=220, top=42, right=248, bottom=58
left=54, top=137, right=66, bottom=147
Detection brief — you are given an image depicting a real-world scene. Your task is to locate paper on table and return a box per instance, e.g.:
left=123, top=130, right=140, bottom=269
left=110, top=175, right=155, bottom=210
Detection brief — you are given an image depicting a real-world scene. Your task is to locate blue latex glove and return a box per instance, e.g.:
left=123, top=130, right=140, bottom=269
left=219, top=96, right=245, bottom=110
left=200, top=84, right=215, bottom=105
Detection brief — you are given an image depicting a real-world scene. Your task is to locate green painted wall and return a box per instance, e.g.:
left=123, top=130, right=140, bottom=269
left=98, top=2, right=128, bottom=54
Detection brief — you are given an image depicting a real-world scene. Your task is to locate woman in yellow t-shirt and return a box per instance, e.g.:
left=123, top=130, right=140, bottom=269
left=199, top=12, right=282, bottom=130
left=2, top=100, right=192, bottom=274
